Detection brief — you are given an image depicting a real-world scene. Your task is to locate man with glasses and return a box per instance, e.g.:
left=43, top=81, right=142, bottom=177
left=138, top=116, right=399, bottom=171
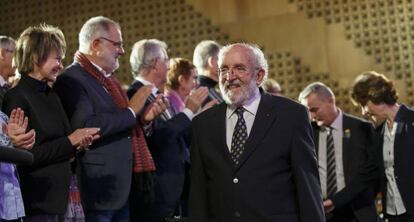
left=0, top=36, right=16, bottom=108
left=127, top=39, right=208, bottom=222
left=54, top=16, right=167, bottom=222
left=189, top=43, right=324, bottom=222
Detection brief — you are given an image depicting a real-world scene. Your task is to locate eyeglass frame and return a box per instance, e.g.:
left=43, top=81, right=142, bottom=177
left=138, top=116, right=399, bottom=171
left=96, top=37, right=124, bottom=49
left=218, top=64, right=261, bottom=77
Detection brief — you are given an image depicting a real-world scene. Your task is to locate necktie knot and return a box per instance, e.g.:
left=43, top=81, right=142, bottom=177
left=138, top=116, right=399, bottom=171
left=235, top=107, right=245, bottom=118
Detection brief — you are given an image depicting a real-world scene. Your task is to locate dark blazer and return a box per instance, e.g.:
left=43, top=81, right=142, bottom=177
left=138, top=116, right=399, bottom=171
left=127, top=80, right=192, bottom=221
left=189, top=93, right=324, bottom=222
left=376, top=104, right=414, bottom=216
left=198, top=75, right=223, bottom=105
left=54, top=62, right=135, bottom=211
left=2, top=74, right=74, bottom=215
left=312, top=113, right=377, bottom=221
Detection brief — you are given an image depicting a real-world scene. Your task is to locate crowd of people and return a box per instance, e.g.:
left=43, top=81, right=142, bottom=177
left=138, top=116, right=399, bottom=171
left=0, top=15, right=413, bottom=222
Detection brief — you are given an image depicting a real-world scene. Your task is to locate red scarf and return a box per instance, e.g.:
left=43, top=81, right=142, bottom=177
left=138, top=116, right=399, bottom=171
left=74, top=51, right=155, bottom=173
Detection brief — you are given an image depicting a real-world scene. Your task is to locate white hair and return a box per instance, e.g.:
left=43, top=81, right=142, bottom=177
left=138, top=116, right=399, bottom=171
left=218, top=43, right=268, bottom=84
left=193, top=40, right=221, bottom=74
left=298, top=82, right=335, bottom=102
left=130, top=39, right=168, bottom=78
left=78, top=16, right=120, bottom=53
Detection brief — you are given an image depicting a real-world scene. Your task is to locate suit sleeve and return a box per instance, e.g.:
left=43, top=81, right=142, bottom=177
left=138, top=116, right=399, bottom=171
left=290, top=106, right=325, bottom=222
left=188, top=120, right=208, bottom=222
left=54, top=73, right=136, bottom=138
left=2, top=90, right=74, bottom=167
left=128, top=81, right=192, bottom=141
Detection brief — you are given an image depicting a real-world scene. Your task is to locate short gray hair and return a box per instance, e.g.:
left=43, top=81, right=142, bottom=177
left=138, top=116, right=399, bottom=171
left=218, top=43, right=268, bottom=84
left=78, top=16, right=120, bottom=53
left=298, top=82, right=335, bottom=102
left=130, top=39, right=168, bottom=78
left=193, top=40, right=221, bottom=74
left=0, top=36, right=15, bottom=49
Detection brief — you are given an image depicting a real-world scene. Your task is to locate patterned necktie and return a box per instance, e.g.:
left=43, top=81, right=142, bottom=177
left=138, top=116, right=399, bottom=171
left=326, top=127, right=337, bottom=198
left=231, top=107, right=247, bottom=166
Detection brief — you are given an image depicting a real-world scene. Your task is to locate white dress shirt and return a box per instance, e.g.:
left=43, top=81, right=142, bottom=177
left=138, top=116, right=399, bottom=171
left=225, top=89, right=261, bottom=151
left=383, top=122, right=406, bottom=215
left=318, top=110, right=345, bottom=199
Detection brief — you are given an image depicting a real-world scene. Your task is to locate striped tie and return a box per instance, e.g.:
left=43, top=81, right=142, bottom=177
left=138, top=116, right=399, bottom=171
left=326, top=127, right=337, bottom=198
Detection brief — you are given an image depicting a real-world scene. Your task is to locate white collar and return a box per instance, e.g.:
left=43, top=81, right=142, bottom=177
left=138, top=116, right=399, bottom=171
left=90, top=62, right=111, bottom=77
left=226, top=89, right=261, bottom=119
left=135, top=76, right=158, bottom=95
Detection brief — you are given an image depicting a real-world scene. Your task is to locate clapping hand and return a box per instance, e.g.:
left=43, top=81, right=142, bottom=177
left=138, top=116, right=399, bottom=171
left=6, top=108, right=36, bottom=150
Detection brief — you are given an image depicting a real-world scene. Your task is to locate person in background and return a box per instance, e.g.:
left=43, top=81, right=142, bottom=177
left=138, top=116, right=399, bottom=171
left=193, top=40, right=223, bottom=105
left=128, top=39, right=208, bottom=222
left=164, top=57, right=198, bottom=217
left=54, top=17, right=166, bottom=222
left=262, top=78, right=282, bottom=96
left=352, top=71, right=414, bottom=222
left=2, top=24, right=99, bottom=222
left=299, top=82, right=378, bottom=222
left=0, top=36, right=16, bottom=108
left=0, top=108, right=35, bottom=222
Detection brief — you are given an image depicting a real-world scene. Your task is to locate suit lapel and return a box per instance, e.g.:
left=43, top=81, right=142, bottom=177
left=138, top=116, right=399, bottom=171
left=312, top=122, right=320, bottom=156
left=235, top=94, right=278, bottom=170
left=342, top=115, right=351, bottom=180
left=214, top=103, right=234, bottom=165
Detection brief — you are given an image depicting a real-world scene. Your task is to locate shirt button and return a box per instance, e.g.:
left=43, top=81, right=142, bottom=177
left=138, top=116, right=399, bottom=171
left=233, top=178, right=239, bottom=184
left=235, top=211, right=241, bottom=217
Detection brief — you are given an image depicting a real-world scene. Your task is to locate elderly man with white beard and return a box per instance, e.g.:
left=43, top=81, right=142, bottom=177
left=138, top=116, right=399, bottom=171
left=188, top=43, right=324, bottom=222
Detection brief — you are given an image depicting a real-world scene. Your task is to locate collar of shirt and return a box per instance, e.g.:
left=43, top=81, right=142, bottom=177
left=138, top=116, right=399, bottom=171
left=135, top=76, right=158, bottom=95
left=329, top=109, right=343, bottom=131
left=90, top=62, right=111, bottom=78
left=226, top=89, right=261, bottom=120
left=383, top=121, right=398, bottom=139
left=0, top=75, right=6, bottom=87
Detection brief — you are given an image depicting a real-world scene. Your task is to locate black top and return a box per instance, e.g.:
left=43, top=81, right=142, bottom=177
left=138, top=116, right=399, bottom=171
left=2, top=74, right=74, bottom=215
left=197, top=75, right=223, bottom=105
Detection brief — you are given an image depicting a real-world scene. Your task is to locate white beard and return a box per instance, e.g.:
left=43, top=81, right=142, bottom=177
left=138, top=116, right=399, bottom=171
left=220, top=79, right=257, bottom=107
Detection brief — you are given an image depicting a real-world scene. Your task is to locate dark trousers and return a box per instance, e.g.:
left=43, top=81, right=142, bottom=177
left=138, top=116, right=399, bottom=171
left=386, top=214, right=414, bottom=222
left=85, top=203, right=129, bottom=222
left=23, top=215, right=62, bottom=222
left=327, top=205, right=357, bottom=222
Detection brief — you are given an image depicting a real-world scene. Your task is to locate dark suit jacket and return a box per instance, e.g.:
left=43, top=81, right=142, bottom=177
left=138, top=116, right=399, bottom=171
left=2, top=74, right=74, bottom=215
left=198, top=75, right=223, bottom=106
left=376, top=104, right=414, bottom=216
left=312, top=114, right=377, bottom=221
left=189, top=93, right=324, bottom=222
left=127, top=80, right=191, bottom=221
left=54, top=62, right=135, bottom=211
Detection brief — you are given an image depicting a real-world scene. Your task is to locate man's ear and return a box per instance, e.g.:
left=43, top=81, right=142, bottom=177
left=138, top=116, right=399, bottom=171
left=255, top=68, right=265, bottom=86
left=91, top=39, right=101, bottom=52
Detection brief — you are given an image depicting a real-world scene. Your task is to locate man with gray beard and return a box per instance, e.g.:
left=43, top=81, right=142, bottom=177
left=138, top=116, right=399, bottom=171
left=189, top=43, right=324, bottom=222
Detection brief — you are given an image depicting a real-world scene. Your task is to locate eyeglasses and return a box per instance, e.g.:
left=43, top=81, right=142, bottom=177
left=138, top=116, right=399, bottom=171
left=96, top=37, right=124, bottom=49
left=219, top=65, right=259, bottom=77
